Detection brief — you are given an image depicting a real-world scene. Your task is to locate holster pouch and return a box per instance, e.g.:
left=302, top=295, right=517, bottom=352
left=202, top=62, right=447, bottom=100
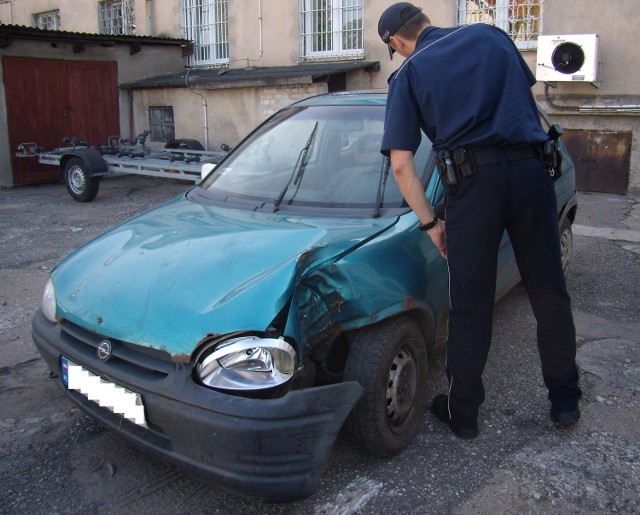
left=452, top=147, right=477, bottom=179
left=436, top=150, right=459, bottom=186
left=436, top=147, right=479, bottom=188
left=545, top=124, right=564, bottom=181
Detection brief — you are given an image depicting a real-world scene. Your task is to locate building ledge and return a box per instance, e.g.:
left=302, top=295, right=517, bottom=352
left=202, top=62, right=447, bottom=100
left=120, top=61, right=381, bottom=90
left=0, top=24, right=191, bottom=55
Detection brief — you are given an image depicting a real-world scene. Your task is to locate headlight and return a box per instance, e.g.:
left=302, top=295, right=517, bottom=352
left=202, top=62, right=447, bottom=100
left=195, top=336, right=296, bottom=392
left=42, top=278, right=57, bottom=323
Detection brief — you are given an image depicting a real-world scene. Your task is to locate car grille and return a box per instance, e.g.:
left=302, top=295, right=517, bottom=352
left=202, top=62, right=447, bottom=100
left=59, top=320, right=176, bottom=381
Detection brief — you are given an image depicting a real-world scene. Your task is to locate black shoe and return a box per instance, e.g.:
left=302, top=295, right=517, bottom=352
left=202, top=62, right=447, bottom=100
left=550, top=407, right=580, bottom=427
left=430, top=394, right=479, bottom=440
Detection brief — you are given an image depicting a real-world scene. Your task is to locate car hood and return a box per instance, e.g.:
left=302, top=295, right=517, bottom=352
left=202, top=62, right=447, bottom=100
left=52, top=195, right=398, bottom=360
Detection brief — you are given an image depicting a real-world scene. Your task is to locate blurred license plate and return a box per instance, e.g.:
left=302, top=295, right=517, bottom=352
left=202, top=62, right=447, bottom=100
left=61, top=357, right=147, bottom=428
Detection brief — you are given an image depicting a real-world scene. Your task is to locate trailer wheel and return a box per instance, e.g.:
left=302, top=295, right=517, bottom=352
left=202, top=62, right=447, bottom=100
left=64, top=157, right=100, bottom=202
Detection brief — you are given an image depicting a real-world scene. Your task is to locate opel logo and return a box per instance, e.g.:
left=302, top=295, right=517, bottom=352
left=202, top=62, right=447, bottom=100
left=97, top=340, right=113, bottom=362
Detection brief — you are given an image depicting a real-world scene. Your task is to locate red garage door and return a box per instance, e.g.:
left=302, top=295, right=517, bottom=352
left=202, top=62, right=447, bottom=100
left=3, top=56, right=119, bottom=185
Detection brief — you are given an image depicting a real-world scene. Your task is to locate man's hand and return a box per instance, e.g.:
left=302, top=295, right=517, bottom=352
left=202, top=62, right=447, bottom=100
left=390, top=149, right=447, bottom=259
left=427, top=220, right=447, bottom=259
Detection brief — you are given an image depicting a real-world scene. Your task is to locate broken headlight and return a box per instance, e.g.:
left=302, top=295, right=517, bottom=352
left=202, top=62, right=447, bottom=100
left=195, top=335, right=296, bottom=392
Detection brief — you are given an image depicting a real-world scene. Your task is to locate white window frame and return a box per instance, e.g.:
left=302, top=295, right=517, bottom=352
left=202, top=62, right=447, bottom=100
left=33, top=10, right=61, bottom=31
left=98, top=0, right=135, bottom=35
left=300, top=0, right=364, bottom=61
left=181, top=0, right=229, bottom=67
left=456, top=0, right=542, bottom=50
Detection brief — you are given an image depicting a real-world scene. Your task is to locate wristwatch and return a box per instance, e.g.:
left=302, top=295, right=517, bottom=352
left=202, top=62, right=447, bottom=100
left=418, top=215, right=439, bottom=231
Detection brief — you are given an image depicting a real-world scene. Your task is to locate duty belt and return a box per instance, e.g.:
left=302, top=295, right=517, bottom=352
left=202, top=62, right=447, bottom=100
left=470, top=145, right=541, bottom=167
left=436, top=144, right=543, bottom=188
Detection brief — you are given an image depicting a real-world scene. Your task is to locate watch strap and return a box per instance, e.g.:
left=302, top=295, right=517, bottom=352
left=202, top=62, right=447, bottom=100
left=419, top=215, right=439, bottom=231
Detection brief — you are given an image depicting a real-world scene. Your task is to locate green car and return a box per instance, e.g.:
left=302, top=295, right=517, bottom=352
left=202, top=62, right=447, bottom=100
left=32, top=92, right=577, bottom=501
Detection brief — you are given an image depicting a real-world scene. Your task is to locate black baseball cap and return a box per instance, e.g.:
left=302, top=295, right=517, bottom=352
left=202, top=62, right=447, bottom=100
left=378, top=2, right=423, bottom=58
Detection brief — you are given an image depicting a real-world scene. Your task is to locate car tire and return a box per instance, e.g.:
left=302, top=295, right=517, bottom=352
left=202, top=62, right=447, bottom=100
left=64, top=157, right=100, bottom=202
left=559, top=216, right=573, bottom=277
left=343, top=316, right=428, bottom=457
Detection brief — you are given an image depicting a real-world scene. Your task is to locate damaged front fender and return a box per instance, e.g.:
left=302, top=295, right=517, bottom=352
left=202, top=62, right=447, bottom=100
left=287, top=216, right=450, bottom=352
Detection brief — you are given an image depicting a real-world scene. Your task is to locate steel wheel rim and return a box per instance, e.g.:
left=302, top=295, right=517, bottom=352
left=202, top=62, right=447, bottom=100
left=560, top=225, right=573, bottom=276
left=385, top=344, right=418, bottom=431
left=68, top=166, right=86, bottom=195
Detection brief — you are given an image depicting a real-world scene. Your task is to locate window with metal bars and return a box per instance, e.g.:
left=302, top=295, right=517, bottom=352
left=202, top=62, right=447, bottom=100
left=181, top=0, right=229, bottom=67
left=300, top=0, right=364, bottom=60
left=456, top=0, right=542, bottom=49
left=149, top=106, right=176, bottom=143
left=33, top=10, right=61, bottom=30
left=98, top=0, right=135, bottom=35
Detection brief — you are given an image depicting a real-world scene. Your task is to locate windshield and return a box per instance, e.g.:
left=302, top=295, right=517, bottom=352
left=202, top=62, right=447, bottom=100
left=198, top=104, right=431, bottom=213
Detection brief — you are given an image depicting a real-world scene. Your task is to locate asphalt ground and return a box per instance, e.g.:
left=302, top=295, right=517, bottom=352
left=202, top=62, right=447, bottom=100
left=1, top=175, right=638, bottom=514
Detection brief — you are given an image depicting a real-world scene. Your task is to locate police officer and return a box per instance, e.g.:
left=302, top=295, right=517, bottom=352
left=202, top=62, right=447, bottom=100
left=378, top=2, right=581, bottom=438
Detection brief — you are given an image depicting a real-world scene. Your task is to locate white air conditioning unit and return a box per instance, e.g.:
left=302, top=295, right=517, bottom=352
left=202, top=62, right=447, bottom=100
left=536, top=34, right=601, bottom=86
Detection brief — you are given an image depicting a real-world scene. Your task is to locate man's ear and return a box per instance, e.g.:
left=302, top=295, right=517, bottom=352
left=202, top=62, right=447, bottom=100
left=389, top=34, right=401, bottom=50
left=390, top=34, right=413, bottom=57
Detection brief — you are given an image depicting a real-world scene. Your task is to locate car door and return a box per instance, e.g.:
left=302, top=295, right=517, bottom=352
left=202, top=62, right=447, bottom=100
left=428, top=160, right=521, bottom=301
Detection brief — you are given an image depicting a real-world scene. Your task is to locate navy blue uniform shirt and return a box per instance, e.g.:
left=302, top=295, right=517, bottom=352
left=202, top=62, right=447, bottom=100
left=381, top=23, right=548, bottom=155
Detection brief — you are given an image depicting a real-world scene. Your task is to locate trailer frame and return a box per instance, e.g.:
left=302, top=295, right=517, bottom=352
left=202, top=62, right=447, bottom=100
left=15, top=138, right=226, bottom=202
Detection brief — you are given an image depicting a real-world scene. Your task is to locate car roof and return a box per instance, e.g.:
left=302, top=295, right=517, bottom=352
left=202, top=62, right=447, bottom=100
left=291, top=91, right=388, bottom=107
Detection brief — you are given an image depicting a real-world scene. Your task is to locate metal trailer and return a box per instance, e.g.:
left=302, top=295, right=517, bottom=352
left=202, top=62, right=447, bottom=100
left=15, top=136, right=227, bottom=202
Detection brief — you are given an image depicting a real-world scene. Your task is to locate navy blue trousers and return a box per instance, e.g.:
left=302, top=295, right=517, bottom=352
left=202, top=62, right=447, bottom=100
left=444, top=150, right=581, bottom=429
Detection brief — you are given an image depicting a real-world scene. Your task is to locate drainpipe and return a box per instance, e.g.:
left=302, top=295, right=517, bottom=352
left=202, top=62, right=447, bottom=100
left=185, top=69, right=209, bottom=150
left=239, top=0, right=263, bottom=66
left=544, top=83, right=640, bottom=113
left=258, top=0, right=263, bottom=59
left=128, top=90, right=135, bottom=141
left=146, top=0, right=154, bottom=36
left=577, top=105, right=640, bottom=113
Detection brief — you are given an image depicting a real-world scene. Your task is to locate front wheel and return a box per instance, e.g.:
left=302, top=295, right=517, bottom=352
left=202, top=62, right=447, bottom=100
left=343, top=316, right=428, bottom=457
left=64, top=157, right=100, bottom=202
left=559, top=217, right=573, bottom=277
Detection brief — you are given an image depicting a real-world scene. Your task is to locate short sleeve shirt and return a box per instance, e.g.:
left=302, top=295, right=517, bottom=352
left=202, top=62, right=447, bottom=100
left=381, top=24, right=549, bottom=155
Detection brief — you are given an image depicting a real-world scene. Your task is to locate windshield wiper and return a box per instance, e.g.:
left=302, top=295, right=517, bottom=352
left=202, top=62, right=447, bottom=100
left=374, top=156, right=391, bottom=218
left=273, top=122, right=318, bottom=212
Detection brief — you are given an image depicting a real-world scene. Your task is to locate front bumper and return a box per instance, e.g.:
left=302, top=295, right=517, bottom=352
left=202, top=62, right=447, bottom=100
left=32, top=310, right=363, bottom=501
